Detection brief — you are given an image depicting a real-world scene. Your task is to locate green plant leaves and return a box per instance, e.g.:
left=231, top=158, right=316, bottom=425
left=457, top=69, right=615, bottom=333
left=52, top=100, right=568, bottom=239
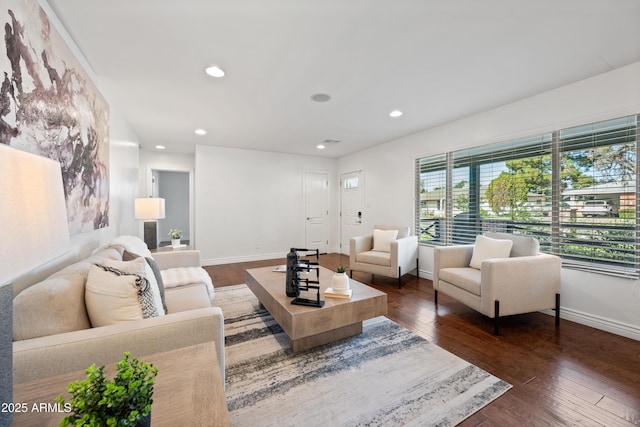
left=56, top=353, right=158, bottom=427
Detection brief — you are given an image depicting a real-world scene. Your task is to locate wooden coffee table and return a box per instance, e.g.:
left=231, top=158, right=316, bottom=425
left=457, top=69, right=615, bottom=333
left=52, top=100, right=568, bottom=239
left=245, top=266, right=387, bottom=352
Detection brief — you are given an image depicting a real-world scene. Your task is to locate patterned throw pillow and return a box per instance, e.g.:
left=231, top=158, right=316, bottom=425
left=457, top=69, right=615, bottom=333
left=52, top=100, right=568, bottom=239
left=85, top=263, right=161, bottom=327
left=103, top=257, right=165, bottom=317
left=122, top=250, right=168, bottom=313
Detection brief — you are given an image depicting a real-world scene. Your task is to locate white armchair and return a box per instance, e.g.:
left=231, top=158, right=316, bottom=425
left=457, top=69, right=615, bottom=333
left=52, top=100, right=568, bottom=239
left=433, top=232, right=561, bottom=335
left=350, top=225, right=419, bottom=288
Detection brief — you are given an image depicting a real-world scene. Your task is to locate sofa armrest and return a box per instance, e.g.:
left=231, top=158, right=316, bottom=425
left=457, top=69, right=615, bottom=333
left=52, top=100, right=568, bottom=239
left=480, top=254, right=562, bottom=317
left=152, top=250, right=201, bottom=270
left=13, top=307, right=225, bottom=385
left=350, top=235, right=373, bottom=270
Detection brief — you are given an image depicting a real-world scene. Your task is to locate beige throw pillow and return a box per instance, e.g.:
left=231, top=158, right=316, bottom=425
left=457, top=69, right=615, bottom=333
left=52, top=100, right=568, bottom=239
left=103, top=258, right=165, bottom=317
left=373, top=229, right=398, bottom=252
left=469, top=235, right=513, bottom=269
left=85, top=264, right=159, bottom=327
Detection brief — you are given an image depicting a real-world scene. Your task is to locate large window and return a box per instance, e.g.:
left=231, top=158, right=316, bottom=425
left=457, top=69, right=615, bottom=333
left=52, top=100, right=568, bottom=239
left=416, top=115, right=639, bottom=278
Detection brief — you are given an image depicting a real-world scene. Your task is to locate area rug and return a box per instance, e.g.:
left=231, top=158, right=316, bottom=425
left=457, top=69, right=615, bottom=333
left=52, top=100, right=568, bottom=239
left=215, top=285, right=511, bottom=427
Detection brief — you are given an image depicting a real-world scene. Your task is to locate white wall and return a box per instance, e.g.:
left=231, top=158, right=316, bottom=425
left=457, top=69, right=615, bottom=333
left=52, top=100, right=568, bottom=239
left=195, top=145, right=338, bottom=265
left=339, top=62, right=640, bottom=340
left=339, top=145, right=417, bottom=233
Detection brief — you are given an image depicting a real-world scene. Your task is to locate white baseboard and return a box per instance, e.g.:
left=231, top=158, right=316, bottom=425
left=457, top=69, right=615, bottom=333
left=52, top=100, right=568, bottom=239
left=203, top=248, right=345, bottom=267
left=541, top=307, right=640, bottom=341
left=202, top=252, right=287, bottom=266
left=420, top=269, right=433, bottom=281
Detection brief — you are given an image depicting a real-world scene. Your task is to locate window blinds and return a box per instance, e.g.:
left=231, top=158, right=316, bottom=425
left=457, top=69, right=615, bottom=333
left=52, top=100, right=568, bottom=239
left=416, top=114, right=639, bottom=278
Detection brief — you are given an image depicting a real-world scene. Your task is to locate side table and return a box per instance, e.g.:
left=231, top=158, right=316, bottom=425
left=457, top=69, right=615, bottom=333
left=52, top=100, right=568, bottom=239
left=12, top=341, right=228, bottom=426
left=151, top=244, right=193, bottom=253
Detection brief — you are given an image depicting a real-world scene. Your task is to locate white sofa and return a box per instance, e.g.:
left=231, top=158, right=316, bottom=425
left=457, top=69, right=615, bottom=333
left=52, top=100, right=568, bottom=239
left=12, top=236, right=225, bottom=385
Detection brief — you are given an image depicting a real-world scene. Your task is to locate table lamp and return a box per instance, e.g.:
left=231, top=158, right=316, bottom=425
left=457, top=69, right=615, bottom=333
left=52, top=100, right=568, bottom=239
left=135, top=197, right=166, bottom=249
left=0, top=144, right=71, bottom=427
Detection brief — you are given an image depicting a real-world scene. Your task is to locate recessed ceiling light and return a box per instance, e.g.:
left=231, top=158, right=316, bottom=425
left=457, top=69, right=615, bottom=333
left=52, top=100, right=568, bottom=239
left=195, top=129, right=207, bottom=135
left=316, top=144, right=326, bottom=150
left=311, top=93, right=331, bottom=103
left=155, top=145, right=166, bottom=150
left=205, top=66, right=225, bottom=78
left=389, top=110, right=403, bottom=118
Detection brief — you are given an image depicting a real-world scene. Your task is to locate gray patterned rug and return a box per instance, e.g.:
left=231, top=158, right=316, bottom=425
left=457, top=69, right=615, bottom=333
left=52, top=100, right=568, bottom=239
left=215, top=285, right=511, bottom=427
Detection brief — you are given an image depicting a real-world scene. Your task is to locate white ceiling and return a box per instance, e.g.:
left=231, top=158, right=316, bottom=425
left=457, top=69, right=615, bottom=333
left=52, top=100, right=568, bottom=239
left=47, top=0, right=640, bottom=158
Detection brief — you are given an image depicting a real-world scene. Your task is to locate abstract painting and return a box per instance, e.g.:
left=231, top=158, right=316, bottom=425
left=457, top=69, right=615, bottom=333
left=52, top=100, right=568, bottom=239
left=0, top=0, right=109, bottom=234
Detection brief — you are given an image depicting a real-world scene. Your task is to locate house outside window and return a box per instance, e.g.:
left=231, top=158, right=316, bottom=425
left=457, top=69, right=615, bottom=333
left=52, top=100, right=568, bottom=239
left=416, top=115, right=639, bottom=278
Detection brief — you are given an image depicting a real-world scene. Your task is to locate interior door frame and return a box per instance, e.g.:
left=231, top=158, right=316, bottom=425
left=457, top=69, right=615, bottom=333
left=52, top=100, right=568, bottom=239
left=145, top=166, right=195, bottom=247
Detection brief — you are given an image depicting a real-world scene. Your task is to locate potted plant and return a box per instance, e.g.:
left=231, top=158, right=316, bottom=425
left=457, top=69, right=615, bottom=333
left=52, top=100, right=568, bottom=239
left=331, top=266, right=350, bottom=291
left=56, top=352, right=158, bottom=427
left=169, top=229, right=182, bottom=247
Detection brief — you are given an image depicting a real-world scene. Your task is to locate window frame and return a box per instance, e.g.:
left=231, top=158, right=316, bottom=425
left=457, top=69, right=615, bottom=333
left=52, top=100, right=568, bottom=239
left=416, top=114, right=639, bottom=278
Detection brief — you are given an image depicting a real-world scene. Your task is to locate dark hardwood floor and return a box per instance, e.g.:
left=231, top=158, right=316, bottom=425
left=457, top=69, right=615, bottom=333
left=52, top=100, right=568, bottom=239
left=204, top=254, right=640, bottom=426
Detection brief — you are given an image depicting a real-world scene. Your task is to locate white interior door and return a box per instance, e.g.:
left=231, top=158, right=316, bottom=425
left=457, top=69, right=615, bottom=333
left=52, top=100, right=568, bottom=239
left=340, top=171, right=364, bottom=255
left=305, top=171, right=329, bottom=253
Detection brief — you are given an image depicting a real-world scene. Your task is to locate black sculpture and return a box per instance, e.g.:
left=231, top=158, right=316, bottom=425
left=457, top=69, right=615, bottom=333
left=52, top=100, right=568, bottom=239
left=285, top=248, right=324, bottom=307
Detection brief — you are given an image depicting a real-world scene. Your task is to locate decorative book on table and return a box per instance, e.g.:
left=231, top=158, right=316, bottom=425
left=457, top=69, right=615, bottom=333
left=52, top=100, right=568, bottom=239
left=324, top=288, right=352, bottom=299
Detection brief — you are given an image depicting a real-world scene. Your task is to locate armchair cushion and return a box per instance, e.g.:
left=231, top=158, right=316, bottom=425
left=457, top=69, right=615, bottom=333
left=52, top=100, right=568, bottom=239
left=469, top=235, right=513, bottom=269
left=439, top=267, right=481, bottom=296
left=373, top=228, right=398, bottom=252
left=356, top=250, right=392, bottom=267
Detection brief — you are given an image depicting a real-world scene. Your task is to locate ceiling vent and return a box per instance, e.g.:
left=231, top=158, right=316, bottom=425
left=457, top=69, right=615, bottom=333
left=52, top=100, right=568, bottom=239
left=311, top=93, right=331, bottom=102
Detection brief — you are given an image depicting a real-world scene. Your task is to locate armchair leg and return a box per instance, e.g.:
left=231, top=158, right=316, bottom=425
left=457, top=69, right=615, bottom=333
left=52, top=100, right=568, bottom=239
left=494, top=300, right=500, bottom=335
left=434, top=290, right=438, bottom=305
left=398, top=267, right=402, bottom=289
left=555, top=293, right=561, bottom=327
left=350, top=270, right=353, bottom=279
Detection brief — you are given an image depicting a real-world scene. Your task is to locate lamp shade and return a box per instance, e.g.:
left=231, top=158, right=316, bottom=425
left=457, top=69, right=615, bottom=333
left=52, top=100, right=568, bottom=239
left=0, top=144, right=71, bottom=427
left=134, top=197, right=166, bottom=220
left=0, top=144, right=71, bottom=285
